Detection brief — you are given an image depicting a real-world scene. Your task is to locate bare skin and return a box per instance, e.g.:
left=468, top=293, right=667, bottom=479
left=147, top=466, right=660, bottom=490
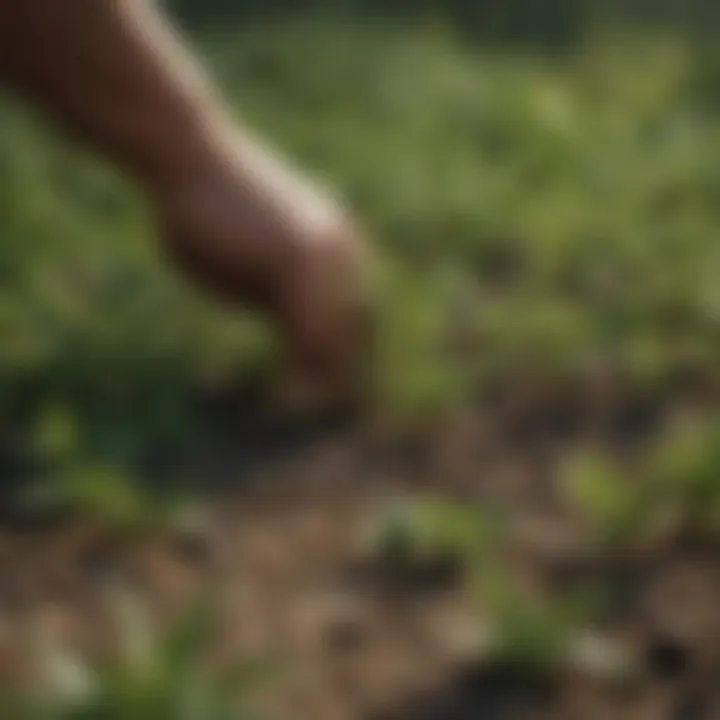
left=0, top=0, right=371, bottom=405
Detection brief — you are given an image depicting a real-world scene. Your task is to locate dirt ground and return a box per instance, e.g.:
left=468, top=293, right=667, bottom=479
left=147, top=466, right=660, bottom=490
left=0, top=378, right=719, bottom=720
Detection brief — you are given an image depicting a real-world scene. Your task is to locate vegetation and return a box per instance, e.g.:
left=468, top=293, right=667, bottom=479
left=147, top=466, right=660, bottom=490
left=0, top=590, right=274, bottom=719
left=369, top=416, right=720, bottom=679
left=1, top=15, right=719, bottom=717
left=2, top=26, right=719, bottom=437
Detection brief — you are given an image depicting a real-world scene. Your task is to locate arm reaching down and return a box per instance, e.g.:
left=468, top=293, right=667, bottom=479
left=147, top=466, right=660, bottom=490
left=0, top=0, right=371, bottom=402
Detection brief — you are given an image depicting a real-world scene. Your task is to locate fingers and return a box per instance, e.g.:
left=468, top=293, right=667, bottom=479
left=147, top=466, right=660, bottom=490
left=274, top=223, right=375, bottom=415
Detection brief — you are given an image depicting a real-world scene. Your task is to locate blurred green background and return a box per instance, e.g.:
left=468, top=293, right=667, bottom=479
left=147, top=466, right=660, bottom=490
left=1, top=1, right=719, bottom=464
left=169, top=0, right=720, bottom=45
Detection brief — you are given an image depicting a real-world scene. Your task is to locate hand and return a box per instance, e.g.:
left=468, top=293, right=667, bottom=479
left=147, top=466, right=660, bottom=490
left=154, top=130, right=373, bottom=410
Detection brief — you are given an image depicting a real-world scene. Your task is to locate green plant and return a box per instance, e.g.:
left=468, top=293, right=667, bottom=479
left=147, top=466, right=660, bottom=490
left=560, top=416, right=720, bottom=549
left=560, top=451, right=647, bottom=549
left=473, top=566, right=608, bottom=672
left=368, top=496, right=614, bottom=674
left=649, top=418, right=720, bottom=535
left=0, top=590, right=278, bottom=720
left=369, top=496, right=505, bottom=566
left=10, top=403, right=196, bottom=536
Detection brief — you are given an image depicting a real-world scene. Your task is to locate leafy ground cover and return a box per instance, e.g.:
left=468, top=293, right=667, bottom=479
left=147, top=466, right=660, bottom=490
left=0, top=22, right=719, bottom=719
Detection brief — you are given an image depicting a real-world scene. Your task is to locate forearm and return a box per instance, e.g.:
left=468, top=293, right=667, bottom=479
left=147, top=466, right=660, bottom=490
left=0, top=0, right=230, bottom=190
left=0, top=0, right=370, bottom=400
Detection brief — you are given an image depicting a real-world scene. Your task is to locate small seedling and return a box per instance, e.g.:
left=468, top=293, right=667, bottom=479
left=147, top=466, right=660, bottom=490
left=0, top=588, right=279, bottom=720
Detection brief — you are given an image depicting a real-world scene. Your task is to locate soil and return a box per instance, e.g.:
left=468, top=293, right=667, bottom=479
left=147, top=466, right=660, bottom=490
left=0, top=376, right=718, bottom=720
